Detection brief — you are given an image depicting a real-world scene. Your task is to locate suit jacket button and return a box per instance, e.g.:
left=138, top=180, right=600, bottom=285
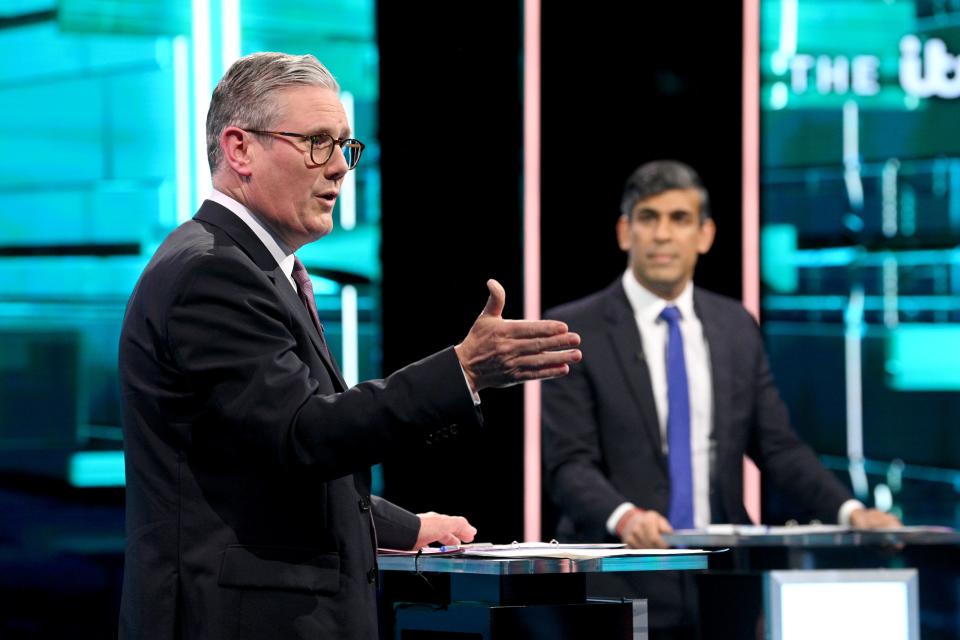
left=367, top=568, right=377, bottom=584
left=359, top=497, right=370, bottom=511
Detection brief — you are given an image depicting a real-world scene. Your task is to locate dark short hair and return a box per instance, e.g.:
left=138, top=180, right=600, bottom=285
left=619, top=160, right=711, bottom=220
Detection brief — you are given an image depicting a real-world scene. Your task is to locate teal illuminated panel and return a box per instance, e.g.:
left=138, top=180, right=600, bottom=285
left=761, top=224, right=799, bottom=293
left=887, top=324, right=960, bottom=391
left=0, top=0, right=383, bottom=486
left=69, top=451, right=125, bottom=487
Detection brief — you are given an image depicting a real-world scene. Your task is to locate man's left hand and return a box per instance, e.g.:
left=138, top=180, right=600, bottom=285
left=849, top=508, right=902, bottom=529
left=414, top=511, right=477, bottom=549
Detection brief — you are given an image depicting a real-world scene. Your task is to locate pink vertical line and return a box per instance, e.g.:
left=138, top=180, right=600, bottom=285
left=523, top=0, right=542, bottom=542
left=742, top=0, right=762, bottom=525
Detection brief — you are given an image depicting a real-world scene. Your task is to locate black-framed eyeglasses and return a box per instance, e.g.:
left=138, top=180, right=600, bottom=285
left=245, top=129, right=365, bottom=170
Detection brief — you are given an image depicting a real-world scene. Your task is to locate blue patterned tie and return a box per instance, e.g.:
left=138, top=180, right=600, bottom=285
left=660, top=305, right=694, bottom=529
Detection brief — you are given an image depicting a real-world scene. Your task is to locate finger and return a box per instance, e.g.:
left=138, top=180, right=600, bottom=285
left=500, top=319, right=573, bottom=339
left=499, top=333, right=583, bottom=356
left=644, top=523, right=668, bottom=549
left=481, top=279, right=506, bottom=318
left=509, top=364, right=571, bottom=383
left=456, top=523, right=478, bottom=543
left=507, top=350, right=584, bottom=372
left=657, top=515, right=674, bottom=534
left=438, top=532, right=460, bottom=546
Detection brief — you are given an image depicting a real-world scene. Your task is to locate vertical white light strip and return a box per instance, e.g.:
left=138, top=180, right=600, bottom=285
left=843, top=99, right=864, bottom=210
left=173, top=35, right=192, bottom=223
left=340, top=91, right=357, bottom=231
left=742, top=0, right=762, bottom=524
left=882, top=256, right=899, bottom=329
left=339, top=90, right=358, bottom=387
left=192, top=0, right=212, bottom=209
left=523, top=0, right=542, bottom=542
left=341, top=285, right=359, bottom=387
left=779, top=0, right=798, bottom=56
left=220, top=0, right=241, bottom=69
left=845, top=285, right=868, bottom=499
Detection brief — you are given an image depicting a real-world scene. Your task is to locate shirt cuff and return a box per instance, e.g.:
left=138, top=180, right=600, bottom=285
left=838, top=499, right=866, bottom=525
left=459, top=363, right=481, bottom=405
left=606, top=502, right=637, bottom=536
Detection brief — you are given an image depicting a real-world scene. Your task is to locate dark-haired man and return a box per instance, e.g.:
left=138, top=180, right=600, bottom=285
left=542, top=159, right=898, bottom=638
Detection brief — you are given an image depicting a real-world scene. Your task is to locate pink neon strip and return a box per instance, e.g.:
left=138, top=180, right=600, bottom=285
left=523, top=0, right=542, bottom=542
left=742, top=0, right=762, bottom=525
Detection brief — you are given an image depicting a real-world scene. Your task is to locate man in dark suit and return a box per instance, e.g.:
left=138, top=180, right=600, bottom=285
left=541, top=160, right=898, bottom=638
left=119, top=52, right=581, bottom=640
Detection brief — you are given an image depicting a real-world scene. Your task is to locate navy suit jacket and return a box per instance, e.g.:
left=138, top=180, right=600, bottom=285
left=542, top=279, right=852, bottom=543
left=119, top=201, right=480, bottom=639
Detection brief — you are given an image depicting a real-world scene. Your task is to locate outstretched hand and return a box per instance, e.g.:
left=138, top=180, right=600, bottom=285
left=454, top=279, right=582, bottom=393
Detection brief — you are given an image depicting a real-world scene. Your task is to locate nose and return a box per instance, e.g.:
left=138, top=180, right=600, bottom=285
left=324, top=144, right=349, bottom=181
left=653, top=217, right=673, bottom=241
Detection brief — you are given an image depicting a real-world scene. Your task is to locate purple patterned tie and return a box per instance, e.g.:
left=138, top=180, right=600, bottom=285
left=291, top=256, right=325, bottom=338
left=660, top=305, right=694, bottom=530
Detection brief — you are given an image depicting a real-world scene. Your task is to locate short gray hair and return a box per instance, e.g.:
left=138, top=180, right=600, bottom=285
left=206, top=52, right=340, bottom=173
left=620, top=160, right=711, bottom=221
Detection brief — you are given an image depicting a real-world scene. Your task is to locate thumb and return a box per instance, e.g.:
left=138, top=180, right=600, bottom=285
left=658, top=514, right=674, bottom=534
left=480, top=279, right=506, bottom=318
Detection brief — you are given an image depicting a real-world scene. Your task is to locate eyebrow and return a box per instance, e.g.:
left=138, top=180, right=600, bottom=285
left=305, top=126, right=353, bottom=138
left=636, top=207, right=695, bottom=216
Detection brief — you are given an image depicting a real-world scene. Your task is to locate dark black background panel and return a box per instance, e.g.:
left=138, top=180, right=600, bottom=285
left=379, top=2, right=744, bottom=542
left=378, top=1, right=526, bottom=542
left=539, top=3, right=744, bottom=311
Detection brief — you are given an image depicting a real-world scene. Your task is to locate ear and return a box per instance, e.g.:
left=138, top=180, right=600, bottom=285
left=616, top=214, right=632, bottom=252
left=697, top=218, right=716, bottom=255
left=220, top=126, right=254, bottom=178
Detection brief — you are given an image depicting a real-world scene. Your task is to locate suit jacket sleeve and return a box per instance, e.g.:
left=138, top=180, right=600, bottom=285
left=743, top=321, right=853, bottom=522
left=542, top=348, right=627, bottom=537
left=370, top=496, right=421, bottom=549
left=161, top=251, right=481, bottom=481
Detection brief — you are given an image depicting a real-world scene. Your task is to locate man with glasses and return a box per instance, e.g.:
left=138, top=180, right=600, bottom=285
left=119, top=52, right=581, bottom=640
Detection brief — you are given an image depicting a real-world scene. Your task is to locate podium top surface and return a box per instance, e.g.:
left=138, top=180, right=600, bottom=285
left=662, top=526, right=960, bottom=548
left=377, top=552, right=709, bottom=575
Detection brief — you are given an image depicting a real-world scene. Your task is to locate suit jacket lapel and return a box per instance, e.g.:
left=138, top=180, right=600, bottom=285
left=694, top=288, right=732, bottom=511
left=604, top=281, right=666, bottom=471
left=194, top=201, right=347, bottom=391
left=271, top=264, right=348, bottom=391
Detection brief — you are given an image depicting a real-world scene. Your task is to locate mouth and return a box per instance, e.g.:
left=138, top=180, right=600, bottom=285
left=315, top=190, right=339, bottom=205
left=648, top=253, right=676, bottom=264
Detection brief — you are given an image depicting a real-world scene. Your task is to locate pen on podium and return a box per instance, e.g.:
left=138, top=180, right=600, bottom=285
left=439, top=542, right=493, bottom=552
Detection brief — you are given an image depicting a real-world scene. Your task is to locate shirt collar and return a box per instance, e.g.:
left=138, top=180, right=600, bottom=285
left=208, top=189, right=297, bottom=284
left=621, top=269, right=696, bottom=324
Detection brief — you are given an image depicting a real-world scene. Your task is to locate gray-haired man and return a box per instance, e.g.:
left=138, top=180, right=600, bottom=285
left=119, top=52, right=581, bottom=640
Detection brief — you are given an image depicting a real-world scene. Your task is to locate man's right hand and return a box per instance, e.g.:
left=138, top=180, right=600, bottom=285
left=617, top=508, right=673, bottom=549
left=455, top=279, right=582, bottom=393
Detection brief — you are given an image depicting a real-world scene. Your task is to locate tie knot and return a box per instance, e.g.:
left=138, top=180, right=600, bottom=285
left=659, top=305, right=682, bottom=325
left=291, top=256, right=312, bottom=289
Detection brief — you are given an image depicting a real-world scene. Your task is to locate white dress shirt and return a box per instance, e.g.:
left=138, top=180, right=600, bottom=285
left=606, top=271, right=713, bottom=532
left=209, top=189, right=297, bottom=292
left=606, top=270, right=863, bottom=534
